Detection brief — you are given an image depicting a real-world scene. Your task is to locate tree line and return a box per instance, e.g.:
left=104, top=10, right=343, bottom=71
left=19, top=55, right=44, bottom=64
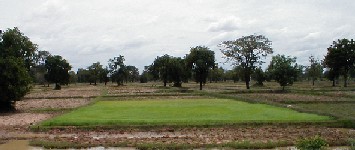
left=1, top=27, right=355, bottom=111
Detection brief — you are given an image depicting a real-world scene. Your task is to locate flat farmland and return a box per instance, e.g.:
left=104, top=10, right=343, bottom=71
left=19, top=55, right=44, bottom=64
left=41, top=98, right=331, bottom=127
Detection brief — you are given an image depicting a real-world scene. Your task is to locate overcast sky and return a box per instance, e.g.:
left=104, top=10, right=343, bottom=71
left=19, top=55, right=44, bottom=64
left=1, top=0, right=355, bottom=72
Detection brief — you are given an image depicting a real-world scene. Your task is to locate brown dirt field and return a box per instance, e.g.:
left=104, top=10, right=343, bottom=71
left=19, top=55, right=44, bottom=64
left=238, top=93, right=354, bottom=103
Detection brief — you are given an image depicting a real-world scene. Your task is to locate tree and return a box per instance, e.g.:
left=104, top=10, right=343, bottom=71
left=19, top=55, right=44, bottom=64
left=209, top=65, right=225, bottom=83
left=151, top=54, right=171, bottom=87
left=126, top=65, right=140, bottom=82
left=45, top=55, right=72, bottom=90
left=1, top=27, right=38, bottom=70
left=88, top=62, right=103, bottom=85
left=31, top=50, right=51, bottom=86
left=267, top=54, right=299, bottom=90
left=168, top=57, right=189, bottom=87
left=324, top=39, right=355, bottom=87
left=99, top=67, right=110, bottom=85
left=108, top=55, right=126, bottom=86
left=305, top=55, right=323, bottom=86
left=220, top=35, right=273, bottom=89
left=0, top=28, right=35, bottom=111
left=252, top=67, right=266, bottom=86
left=186, top=46, right=215, bottom=90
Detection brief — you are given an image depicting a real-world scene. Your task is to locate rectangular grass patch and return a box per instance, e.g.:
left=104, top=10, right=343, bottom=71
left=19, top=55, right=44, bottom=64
left=40, top=99, right=331, bottom=126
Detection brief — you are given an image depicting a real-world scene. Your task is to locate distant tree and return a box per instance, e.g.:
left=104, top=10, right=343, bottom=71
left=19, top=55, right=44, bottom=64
left=324, top=39, right=355, bottom=87
left=31, top=50, right=51, bottom=85
left=168, top=57, right=189, bottom=87
left=45, top=55, right=72, bottom=90
left=69, top=71, right=77, bottom=84
left=108, top=55, right=126, bottom=86
left=88, top=62, right=103, bottom=85
left=220, top=34, right=273, bottom=89
left=126, top=65, right=140, bottom=82
left=186, top=46, right=215, bottom=90
left=209, top=65, right=224, bottom=83
left=99, top=67, right=110, bottom=85
left=151, top=54, right=171, bottom=86
left=77, top=68, right=90, bottom=83
left=267, top=54, right=299, bottom=90
left=305, top=55, right=323, bottom=86
left=252, top=67, right=266, bottom=86
left=224, top=69, right=239, bottom=82
left=0, top=28, right=36, bottom=111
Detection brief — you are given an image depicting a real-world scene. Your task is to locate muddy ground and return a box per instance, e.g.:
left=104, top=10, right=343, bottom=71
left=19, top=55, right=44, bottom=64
left=0, top=84, right=354, bottom=148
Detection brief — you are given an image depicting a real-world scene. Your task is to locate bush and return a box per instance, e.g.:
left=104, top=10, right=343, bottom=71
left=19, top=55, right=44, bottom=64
left=296, top=136, right=328, bottom=150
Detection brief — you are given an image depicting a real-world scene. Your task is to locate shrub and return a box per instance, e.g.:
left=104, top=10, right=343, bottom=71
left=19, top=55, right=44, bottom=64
left=296, top=136, right=328, bottom=150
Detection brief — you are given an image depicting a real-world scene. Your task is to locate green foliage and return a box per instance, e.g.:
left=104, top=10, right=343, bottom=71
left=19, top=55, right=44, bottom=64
left=186, top=46, right=215, bottom=90
left=87, top=62, right=103, bottom=85
left=306, top=55, right=323, bottom=85
left=0, top=27, right=35, bottom=111
left=324, top=39, right=355, bottom=87
left=0, top=27, right=38, bottom=70
left=296, top=136, right=328, bottom=150
left=108, top=55, right=126, bottom=86
left=349, top=139, right=355, bottom=150
left=45, top=55, right=72, bottom=90
left=252, top=67, right=266, bottom=86
left=220, top=34, right=273, bottom=89
left=267, top=54, right=299, bottom=90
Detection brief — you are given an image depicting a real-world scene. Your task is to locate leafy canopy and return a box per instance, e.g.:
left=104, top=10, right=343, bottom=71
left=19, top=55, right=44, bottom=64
left=186, top=46, right=215, bottom=90
left=220, top=34, right=273, bottom=89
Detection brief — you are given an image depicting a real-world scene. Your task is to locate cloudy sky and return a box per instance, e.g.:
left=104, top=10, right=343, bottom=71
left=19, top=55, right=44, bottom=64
left=1, top=0, right=355, bottom=72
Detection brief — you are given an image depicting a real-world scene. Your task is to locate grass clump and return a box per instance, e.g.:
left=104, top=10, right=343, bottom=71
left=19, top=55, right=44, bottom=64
left=296, top=136, right=328, bottom=150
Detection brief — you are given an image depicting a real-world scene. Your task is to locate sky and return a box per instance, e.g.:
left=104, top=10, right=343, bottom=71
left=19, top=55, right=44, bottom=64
left=1, top=0, right=355, bottom=73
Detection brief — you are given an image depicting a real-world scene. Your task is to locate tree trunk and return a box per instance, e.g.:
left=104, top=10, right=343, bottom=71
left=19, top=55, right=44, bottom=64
left=163, top=80, right=167, bottom=87
left=332, top=79, right=335, bottom=87
left=246, top=81, right=250, bottom=89
left=199, top=81, right=202, bottom=90
left=344, top=74, right=348, bottom=87
left=54, top=83, right=61, bottom=90
left=312, top=78, right=315, bottom=86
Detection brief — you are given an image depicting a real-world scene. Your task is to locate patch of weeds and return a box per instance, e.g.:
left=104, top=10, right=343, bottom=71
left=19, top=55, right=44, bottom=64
left=222, top=140, right=290, bottom=149
left=349, top=139, right=355, bottom=150
left=296, top=135, right=328, bottom=150
left=136, top=143, right=194, bottom=150
left=30, top=140, right=93, bottom=149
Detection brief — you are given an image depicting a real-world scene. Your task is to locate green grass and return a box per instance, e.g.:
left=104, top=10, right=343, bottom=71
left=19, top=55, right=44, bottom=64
left=40, top=99, right=331, bottom=127
left=296, top=103, right=355, bottom=120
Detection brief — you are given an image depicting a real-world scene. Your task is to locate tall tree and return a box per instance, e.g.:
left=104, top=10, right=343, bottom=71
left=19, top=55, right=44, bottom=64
left=0, top=28, right=36, bottom=111
left=152, top=54, right=172, bottom=87
left=45, top=55, right=72, bottom=90
left=88, top=62, right=103, bottom=85
left=220, top=34, right=273, bottom=89
left=186, top=46, right=215, bottom=90
left=108, top=55, right=126, bottom=86
left=267, top=54, right=299, bottom=90
left=324, top=39, right=355, bottom=87
left=306, top=55, right=323, bottom=86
